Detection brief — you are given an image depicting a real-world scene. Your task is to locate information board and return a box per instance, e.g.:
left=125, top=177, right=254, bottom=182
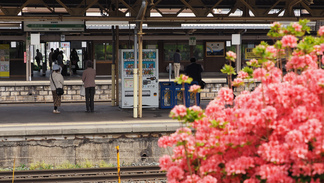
left=0, top=44, right=10, bottom=78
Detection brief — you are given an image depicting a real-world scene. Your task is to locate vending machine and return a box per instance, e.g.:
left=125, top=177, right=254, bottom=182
left=119, top=49, right=159, bottom=108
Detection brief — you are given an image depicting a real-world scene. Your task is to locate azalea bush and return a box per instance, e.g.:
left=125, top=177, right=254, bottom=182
left=158, top=19, right=324, bottom=183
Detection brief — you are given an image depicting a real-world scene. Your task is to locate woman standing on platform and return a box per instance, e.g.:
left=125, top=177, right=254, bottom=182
left=82, top=61, right=96, bottom=112
left=50, top=64, right=64, bottom=114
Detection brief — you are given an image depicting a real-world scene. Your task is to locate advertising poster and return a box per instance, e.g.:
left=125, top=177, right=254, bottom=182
left=206, top=42, right=225, bottom=57
left=0, top=44, right=10, bottom=78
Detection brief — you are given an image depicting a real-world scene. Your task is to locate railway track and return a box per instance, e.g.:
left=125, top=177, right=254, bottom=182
left=0, top=166, right=166, bottom=183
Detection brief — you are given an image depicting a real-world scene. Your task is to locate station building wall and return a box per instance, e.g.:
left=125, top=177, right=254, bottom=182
left=0, top=35, right=272, bottom=78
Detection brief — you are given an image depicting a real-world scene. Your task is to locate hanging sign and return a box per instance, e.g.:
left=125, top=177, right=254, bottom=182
left=24, top=21, right=84, bottom=32
left=189, top=37, right=196, bottom=45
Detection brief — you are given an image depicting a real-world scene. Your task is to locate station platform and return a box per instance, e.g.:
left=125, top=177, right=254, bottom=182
left=0, top=100, right=211, bottom=138
left=0, top=70, right=220, bottom=137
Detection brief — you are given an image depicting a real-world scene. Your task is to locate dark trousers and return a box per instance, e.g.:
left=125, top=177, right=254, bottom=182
left=36, top=59, right=41, bottom=69
left=85, top=87, right=95, bottom=112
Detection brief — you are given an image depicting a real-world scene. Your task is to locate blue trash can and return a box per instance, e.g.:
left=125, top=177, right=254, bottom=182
left=159, top=82, right=175, bottom=109
left=175, top=83, right=186, bottom=106
left=186, top=82, right=200, bottom=107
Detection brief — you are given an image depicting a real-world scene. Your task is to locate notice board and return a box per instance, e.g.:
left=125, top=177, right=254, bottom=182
left=0, top=44, right=10, bottom=78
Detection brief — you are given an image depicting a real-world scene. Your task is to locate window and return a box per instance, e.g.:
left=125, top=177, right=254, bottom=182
left=94, top=42, right=113, bottom=61
left=193, top=43, right=203, bottom=61
left=10, top=41, right=24, bottom=59
left=163, top=43, right=190, bottom=62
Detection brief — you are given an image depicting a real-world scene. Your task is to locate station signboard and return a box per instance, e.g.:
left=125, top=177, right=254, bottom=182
left=245, top=48, right=261, bottom=60
left=24, top=21, right=84, bottom=32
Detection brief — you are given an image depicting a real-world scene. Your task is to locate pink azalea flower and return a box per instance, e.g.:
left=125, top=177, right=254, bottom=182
left=218, top=87, right=234, bottom=104
left=248, top=58, right=258, bottom=66
left=225, top=156, right=255, bottom=175
left=283, top=72, right=297, bottom=82
left=262, top=61, right=275, bottom=71
left=183, top=174, right=200, bottom=183
left=253, top=68, right=266, bottom=81
left=189, top=105, right=202, bottom=112
left=271, top=22, right=281, bottom=28
left=189, top=84, right=201, bottom=93
left=261, top=106, right=277, bottom=121
left=159, top=155, right=174, bottom=171
left=167, top=166, right=184, bottom=181
left=158, top=135, right=176, bottom=148
left=244, top=178, right=261, bottom=183
left=318, top=26, right=324, bottom=36
left=292, top=22, right=302, bottom=32
left=182, top=75, right=189, bottom=82
left=170, top=105, right=187, bottom=118
left=226, top=51, right=236, bottom=59
left=281, top=35, right=297, bottom=48
left=312, top=163, right=324, bottom=175
left=159, top=21, right=324, bottom=182
left=238, top=71, right=249, bottom=79
left=266, top=46, right=277, bottom=57
left=313, top=45, right=322, bottom=55
left=198, top=175, right=217, bottom=183
left=232, top=78, right=244, bottom=87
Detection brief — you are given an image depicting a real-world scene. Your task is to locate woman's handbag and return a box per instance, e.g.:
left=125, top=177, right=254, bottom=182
left=56, top=88, right=64, bottom=96
left=51, top=73, right=64, bottom=96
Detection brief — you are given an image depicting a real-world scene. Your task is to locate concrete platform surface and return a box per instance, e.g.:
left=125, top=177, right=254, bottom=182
left=0, top=100, right=211, bottom=137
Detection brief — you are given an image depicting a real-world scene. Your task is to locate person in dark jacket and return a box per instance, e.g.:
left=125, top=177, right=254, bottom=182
left=185, top=57, right=203, bottom=83
left=70, top=48, right=79, bottom=74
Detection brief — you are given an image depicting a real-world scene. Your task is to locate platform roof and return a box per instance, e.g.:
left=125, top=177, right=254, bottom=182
left=0, top=0, right=323, bottom=23
left=0, top=0, right=322, bottom=37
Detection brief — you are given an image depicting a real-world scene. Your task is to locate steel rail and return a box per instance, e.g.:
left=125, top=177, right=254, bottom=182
left=0, top=173, right=166, bottom=182
left=0, top=166, right=165, bottom=182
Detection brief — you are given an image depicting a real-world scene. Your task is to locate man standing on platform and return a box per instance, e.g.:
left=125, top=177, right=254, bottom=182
left=173, top=49, right=181, bottom=78
left=35, top=49, right=43, bottom=72
left=185, top=57, right=204, bottom=88
left=49, top=48, right=54, bottom=70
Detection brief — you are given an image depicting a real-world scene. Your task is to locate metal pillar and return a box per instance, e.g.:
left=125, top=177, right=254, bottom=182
left=111, top=26, right=116, bottom=106
left=133, top=27, right=138, bottom=118
left=138, top=29, right=143, bottom=118
left=136, top=0, right=147, bottom=118
left=115, top=26, right=120, bottom=106
left=236, top=44, right=241, bottom=72
left=26, top=32, right=31, bottom=81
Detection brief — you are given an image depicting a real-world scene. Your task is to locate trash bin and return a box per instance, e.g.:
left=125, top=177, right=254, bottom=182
left=186, top=81, right=200, bottom=107
left=175, top=83, right=186, bottom=106
left=159, top=82, right=175, bottom=109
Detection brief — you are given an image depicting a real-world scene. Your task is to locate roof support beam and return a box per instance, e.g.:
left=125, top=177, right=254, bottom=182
left=205, top=0, right=224, bottom=17
left=56, top=0, right=98, bottom=16
left=238, top=0, right=257, bottom=16
left=0, top=0, right=54, bottom=16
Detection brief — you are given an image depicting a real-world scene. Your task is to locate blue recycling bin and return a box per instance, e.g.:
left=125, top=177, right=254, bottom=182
left=175, top=83, right=186, bottom=106
left=159, top=82, right=175, bottom=109
left=160, top=81, right=201, bottom=109
left=186, top=81, right=200, bottom=107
